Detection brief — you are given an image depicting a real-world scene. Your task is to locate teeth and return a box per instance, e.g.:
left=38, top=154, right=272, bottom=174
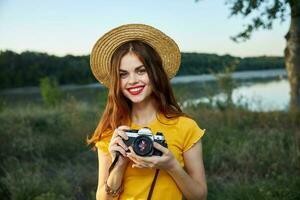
left=129, top=87, right=143, bottom=92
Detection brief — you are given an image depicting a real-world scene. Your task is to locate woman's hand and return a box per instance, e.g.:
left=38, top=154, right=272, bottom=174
left=126, top=142, right=179, bottom=171
left=108, top=126, right=130, bottom=167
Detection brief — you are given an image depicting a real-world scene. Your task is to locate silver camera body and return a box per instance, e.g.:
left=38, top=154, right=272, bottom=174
left=123, top=127, right=167, bottom=156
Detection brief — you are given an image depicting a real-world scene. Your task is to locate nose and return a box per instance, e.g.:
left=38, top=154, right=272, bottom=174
left=128, top=73, right=138, bottom=85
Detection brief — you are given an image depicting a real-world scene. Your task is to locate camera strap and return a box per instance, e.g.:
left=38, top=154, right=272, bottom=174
left=108, top=152, right=120, bottom=174
left=147, top=169, right=160, bottom=200
left=108, top=153, right=160, bottom=200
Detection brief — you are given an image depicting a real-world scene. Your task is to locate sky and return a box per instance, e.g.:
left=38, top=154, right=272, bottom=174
left=0, top=0, right=290, bottom=57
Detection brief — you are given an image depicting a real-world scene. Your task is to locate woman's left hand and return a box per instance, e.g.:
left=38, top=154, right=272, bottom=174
left=126, top=142, right=179, bottom=171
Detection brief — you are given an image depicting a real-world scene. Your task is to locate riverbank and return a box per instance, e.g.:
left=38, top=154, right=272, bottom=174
left=0, top=69, right=286, bottom=95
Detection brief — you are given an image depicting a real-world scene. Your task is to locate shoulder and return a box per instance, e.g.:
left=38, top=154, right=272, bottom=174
left=177, top=115, right=197, bottom=123
left=177, top=116, right=200, bottom=129
left=175, top=115, right=205, bottom=139
left=159, top=113, right=196, bottom=125
left=177, top=116, right=205, bottom=152
left=159, top=114, right=203, bottom=132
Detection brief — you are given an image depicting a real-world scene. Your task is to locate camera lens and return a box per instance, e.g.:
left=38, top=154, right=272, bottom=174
left=133, top=135, right=153, bottom=156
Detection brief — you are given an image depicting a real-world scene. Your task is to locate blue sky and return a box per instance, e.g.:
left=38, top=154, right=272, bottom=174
left=0, top=0, right=290, bottom=57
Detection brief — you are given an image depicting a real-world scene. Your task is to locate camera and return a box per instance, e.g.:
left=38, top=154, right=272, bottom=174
left=123, top=127, right=167, bottom=156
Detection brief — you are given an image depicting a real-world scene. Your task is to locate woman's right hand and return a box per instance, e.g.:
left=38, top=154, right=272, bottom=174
left=108, top=125, right=130, bottom=167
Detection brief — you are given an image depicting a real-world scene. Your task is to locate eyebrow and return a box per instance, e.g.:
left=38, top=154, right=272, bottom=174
left=119, top=65, right=145, bottom=72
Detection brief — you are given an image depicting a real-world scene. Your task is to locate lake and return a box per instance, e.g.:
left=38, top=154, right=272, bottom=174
left=182, top=78, right=289, bottom=111
left=0, top=69, right=290, bottom=111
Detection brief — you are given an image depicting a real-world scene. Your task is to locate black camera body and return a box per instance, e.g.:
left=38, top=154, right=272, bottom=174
left=123, top=128, right=167, bottom=156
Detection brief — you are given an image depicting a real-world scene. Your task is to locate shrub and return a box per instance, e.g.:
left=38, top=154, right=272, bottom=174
left=39, top=77, right=63, bottom=107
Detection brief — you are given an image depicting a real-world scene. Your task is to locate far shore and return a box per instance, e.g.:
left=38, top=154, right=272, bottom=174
left=0, top=68, right=287, bottom=95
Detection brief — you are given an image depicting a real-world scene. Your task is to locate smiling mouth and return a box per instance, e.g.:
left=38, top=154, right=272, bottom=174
left=127, top=86, right=145, bottom=95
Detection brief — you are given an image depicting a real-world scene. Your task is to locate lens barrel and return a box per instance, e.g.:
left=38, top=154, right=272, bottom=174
left=132, top=135, right=153, bottom=156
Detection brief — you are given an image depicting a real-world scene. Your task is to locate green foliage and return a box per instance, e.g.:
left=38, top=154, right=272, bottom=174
left=0, top=100, right=98, bottom=200
left=0, top=99, right=5, bottom=112
left=39, top=77, right=63, bottom=107
left=178, top=53, right=284, bottom=76
left=195, top=1, right=296, bottom=42
left=0, top=50, right=94, bottom=89
left=33, top=193, right=67, bottom=200
left=207, top=176, right=300, bottom=200
left=188, top=108, right=300, bottom=199
left=224, top=0, right=291, bottom=42
left=209, top=61, right=237, bottom=110
left=0, top=96, right=299, bottom=199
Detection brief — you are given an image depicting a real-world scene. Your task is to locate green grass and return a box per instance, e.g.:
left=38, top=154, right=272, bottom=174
left=0, top=94, right=299, bottom=199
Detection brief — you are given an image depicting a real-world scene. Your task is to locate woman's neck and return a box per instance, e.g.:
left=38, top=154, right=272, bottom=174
left=131, top=98, right=158, bottom=126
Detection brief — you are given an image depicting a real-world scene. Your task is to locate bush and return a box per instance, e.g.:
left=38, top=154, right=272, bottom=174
left=39, top=77, right=63, bottom=107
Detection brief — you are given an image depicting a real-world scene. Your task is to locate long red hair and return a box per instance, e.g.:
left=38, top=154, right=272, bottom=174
left=87, top=41, right=185, bottom=145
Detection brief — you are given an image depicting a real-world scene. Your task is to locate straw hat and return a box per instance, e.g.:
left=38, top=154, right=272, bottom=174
left=90, top=24, right=181, bottom=87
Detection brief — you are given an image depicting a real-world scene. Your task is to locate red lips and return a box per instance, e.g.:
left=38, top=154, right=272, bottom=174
left=127, top=86, right=145, bottom=95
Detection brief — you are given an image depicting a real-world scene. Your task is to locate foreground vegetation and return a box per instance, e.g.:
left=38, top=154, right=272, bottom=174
left=0, top=93, right=299, bottom=199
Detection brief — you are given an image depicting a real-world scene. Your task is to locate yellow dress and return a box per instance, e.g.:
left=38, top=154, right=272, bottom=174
left=96, top=114, right=205, bottom=200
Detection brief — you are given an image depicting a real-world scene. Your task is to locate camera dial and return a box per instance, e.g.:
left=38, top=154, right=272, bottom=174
left=137, top=127, right=152, bottom=135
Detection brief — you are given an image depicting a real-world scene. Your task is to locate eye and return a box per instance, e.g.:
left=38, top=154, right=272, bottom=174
left=120, top=72, right=128, bottom=78
left=137, top=68, right=147, bottom=75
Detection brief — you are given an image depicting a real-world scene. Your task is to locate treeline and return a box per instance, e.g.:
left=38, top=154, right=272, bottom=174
left=0, top=51, right=94, bottom=89
left=0, top=50, right=284, bottom=89
left=178, top=53, right=284, bottom=75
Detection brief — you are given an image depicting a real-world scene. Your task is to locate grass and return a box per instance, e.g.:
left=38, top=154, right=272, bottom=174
left=0, top=88, right=299, bottom=199
left=186, top=105, right=300, bottom=199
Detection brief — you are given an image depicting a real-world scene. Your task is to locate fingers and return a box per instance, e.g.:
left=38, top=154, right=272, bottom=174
left=109, top=136, right=128, bottom=158
left=153, top=142, right=169, bottom=154
left=113, top=127, right=129, bottom=140
left=109, top=126, right=130, bottom=158
left=132, top=163, right=149, bottom=168
left=117, top=125, right=130, bottom=130
left=127, top=147, right=155, bottom=164
left=128, top=152, right=153, bottom=168
left=110, top=145, right=127, bottom=157
left=111, top=136, right=128, bottom=151
left=129, top=156, right=155, bottom=169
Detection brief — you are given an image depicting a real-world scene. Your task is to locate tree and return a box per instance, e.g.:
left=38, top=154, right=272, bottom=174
left=197, top=0, right=300, bottom=110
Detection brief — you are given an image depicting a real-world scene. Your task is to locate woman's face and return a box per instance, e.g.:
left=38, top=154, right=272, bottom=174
left=119, top=53, right=153, bottom=104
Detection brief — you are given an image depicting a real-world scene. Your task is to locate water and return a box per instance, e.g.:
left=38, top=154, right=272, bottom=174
left=232, top=79, right=289, bottom=111
left=171, top=69, right=286, bottom=84
left=182, top=79, right=290, bottom=111
left=0, top=69, right=290, bottom=111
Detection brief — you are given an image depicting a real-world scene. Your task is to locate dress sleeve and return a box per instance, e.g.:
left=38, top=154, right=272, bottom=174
left=95, top=130, right=113, bottom=154
left=182, top=119, right=205, bottom=152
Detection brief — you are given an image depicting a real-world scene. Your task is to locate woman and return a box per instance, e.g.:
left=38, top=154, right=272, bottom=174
left=88, top=24, right=207, bottom=200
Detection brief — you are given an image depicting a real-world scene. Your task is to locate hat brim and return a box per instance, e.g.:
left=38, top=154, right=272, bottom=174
left=90, top=24, right=181, bottom=87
